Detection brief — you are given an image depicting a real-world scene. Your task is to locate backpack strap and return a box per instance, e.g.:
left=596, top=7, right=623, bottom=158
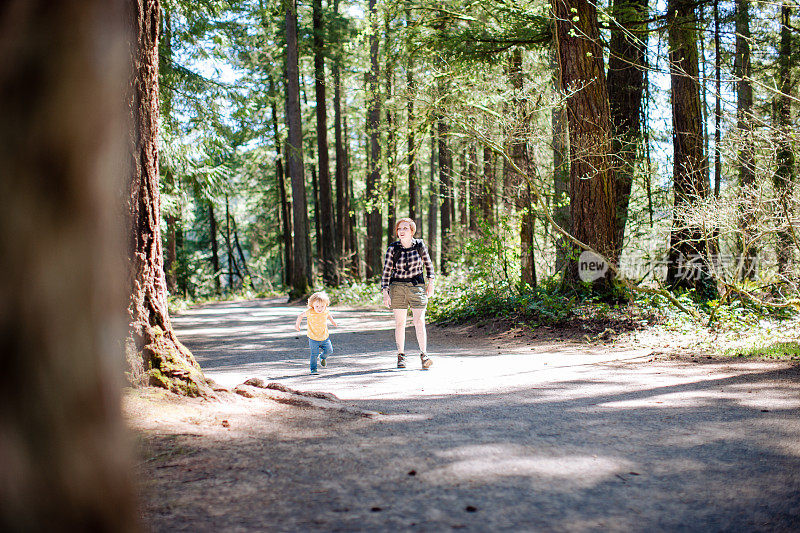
left=391, top=238, right=423, bottom=266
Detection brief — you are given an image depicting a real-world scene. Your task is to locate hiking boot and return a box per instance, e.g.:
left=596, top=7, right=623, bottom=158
left=397, top=353, right=406, bottom=368
left=320, top=356, right=327, bottom=368
left=420, top=353, right=433, bottom=369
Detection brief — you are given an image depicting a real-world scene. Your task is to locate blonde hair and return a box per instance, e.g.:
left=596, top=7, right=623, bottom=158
left=307, top=291, right=331, bottom=309
left=394, top=217, right=417, bottom=237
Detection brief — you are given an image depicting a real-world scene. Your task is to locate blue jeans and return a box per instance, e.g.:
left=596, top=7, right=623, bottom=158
left=308, top=338, right=333, bottom=371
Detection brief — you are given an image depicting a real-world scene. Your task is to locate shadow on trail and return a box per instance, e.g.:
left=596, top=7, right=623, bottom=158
left=162, top=298, right=800, bottom=531
left=144, top=364, right=800, bottom=532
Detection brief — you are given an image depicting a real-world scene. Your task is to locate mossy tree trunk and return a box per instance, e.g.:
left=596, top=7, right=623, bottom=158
left=125, top=0, right=212, bottom=397
left=0, top=0, right=138, bottom=529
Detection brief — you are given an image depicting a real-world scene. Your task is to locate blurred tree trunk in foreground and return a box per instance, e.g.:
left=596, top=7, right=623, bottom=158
left=125, top=0, right=212, bottom=397
left=0, top=0, right=138, bottom=530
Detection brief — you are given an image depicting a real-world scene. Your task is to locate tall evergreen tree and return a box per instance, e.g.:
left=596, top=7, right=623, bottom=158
left=666, top=0, right=714, bottom=294
left=735, top=0, right=757, bottom=278
left=313, top=0, right=338, bottom=285
left=774, top=2, right=795, bottom=277
left=553, top=0, right=617, bottom=284
left=126, top=0, right=211, bottom=396
left=285, top=0, right=312, bottom=296
left=365, top=0, right=383, bottom=277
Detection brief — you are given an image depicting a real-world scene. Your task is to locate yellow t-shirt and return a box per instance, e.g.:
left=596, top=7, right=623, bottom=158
left=306, top=309, right=330, bottom=341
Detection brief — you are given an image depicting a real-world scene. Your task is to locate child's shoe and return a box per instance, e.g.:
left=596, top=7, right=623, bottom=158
left=397, top=353, right=406, bottom=368
left=420, top=353, right=433, bottom=369
left=310, top=369, right=318, bottom=374
left=320, top=356, right=327, bottom=367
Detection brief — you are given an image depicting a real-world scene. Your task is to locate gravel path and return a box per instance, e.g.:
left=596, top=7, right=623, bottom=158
left=157, top=297, right=800, bottom=532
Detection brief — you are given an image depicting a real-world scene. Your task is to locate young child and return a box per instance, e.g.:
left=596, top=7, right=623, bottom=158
left=295, top=291, right=338, bottom=374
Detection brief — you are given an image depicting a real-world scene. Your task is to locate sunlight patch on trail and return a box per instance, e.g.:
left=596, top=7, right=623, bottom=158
left=422, top=443, right=634, bottom=488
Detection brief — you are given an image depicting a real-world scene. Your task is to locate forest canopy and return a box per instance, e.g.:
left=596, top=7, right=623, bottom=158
left=157, top=0, right=799, bottom=318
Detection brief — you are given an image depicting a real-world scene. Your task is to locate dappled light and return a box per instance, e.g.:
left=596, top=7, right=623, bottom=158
left=131, top=299, right=800, bottom=530
left=425, top=445, right=634, bottom=488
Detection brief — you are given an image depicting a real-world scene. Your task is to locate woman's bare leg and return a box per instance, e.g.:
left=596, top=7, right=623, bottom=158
left=393, top=309, right=408, bottom=353
left=411, top=308, right=427, bottom=354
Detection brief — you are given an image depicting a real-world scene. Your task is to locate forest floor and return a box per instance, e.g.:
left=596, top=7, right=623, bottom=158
left=125, top=297, right=800, bottom=532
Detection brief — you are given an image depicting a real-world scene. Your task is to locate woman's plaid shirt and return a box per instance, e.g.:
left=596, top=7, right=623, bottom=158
left=380, top=239, right=435, bottom=290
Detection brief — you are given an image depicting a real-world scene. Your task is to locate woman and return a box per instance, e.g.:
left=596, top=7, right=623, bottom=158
left=380, top=218, right=435, bottom=369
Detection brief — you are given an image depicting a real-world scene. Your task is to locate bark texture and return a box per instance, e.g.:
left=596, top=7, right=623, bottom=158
left=333, top=0, right=348, bottom=268
left=365, top=0, right=383, bottom=278
left=313, top=0, right=338, bottom=286
left=774, top=2, right=795, bottom=277
left=553, top=0, right=617, bottom=283
left=735, top=0, right=757, bottom=278
left=0, top=0, right=138, bottom=529
left=126, top=0, right=211, bottom=396
left=285, top=0, right=312, bottom=296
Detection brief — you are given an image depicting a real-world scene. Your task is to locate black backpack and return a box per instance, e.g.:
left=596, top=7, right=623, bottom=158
left=390, top=239, right=425, bottom=285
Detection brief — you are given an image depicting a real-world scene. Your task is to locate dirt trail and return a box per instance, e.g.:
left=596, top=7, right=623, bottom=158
left=127, top=298, right=800, bottom=532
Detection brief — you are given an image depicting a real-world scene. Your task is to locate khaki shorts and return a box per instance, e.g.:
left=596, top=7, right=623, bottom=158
left=389, top=282, right=428, bottom=310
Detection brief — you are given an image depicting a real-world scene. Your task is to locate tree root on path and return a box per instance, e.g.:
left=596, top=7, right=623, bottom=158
left=226, top=378, right=378, bottom=418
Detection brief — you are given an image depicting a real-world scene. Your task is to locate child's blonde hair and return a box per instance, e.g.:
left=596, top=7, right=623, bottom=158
left=307, top=291, right=331, bottom=309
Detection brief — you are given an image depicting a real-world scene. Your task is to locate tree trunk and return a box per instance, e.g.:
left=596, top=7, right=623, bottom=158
left=209, top=203, right=221, bottom=294
left=468, top=143, right=479, bottom=231
left=552, top=46, right=571, bottom=276
left=165, top=213, right=178, bottom=293
left=714, top=0, right=722, bottom=197
left=607, top=0, right=646, bottom=262
left=482, top=144, right=496, bottom=226
left=429, top=125, right=439, bottom=265
left=176, top=221, right=187, bottom=296
left=774, top=2, right=795, bottom=277
left=333, top=0, right=346, bottom=267
left=312, top=163, right=322, bottom=264
left=438, top=115, right=452, bottom=275
left=270, top=76, right=293, bottom=287
left=458, top=148, right=468, bottom=227
left=225, top=195, right=235, bottom=289
left=365, top=0, right=383, bottom=278
left=345, top=115, right=360, bottom=278
left=125, top=0, right=211, bottom=396
left=553, top=0, right=617, bottom=286
left=230, top=212, right=255, bottom=289
left=285, top=0, right=312, bottom=297
left=666, top=0, right=715, bottom=295
left=506, top=49, right=535, bottom=286
left=385, top=22, right=397, bottom=242
left=735, top=0, right=757, bottom=279
left=313, top=0, right=338, bottom=286
left=407, top=52, right=419, bottom=223
left=0, top=1, right=138, bottom=529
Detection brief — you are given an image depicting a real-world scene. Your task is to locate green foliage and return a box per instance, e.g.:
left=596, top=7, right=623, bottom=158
left=724, top=341, right=800, bottom=360
left=429, top=276, right=611, bottom=326
left=327, top=282, right=383, bottom=307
